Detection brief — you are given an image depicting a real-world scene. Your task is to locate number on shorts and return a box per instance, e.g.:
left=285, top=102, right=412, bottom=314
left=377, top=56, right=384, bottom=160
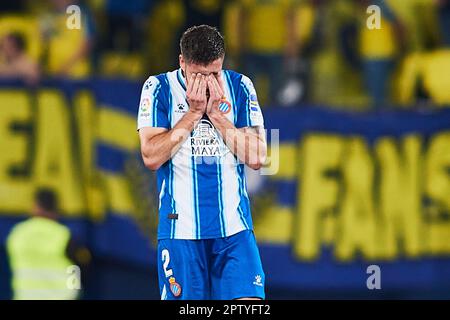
left=161, top=249, right=173, bottom=278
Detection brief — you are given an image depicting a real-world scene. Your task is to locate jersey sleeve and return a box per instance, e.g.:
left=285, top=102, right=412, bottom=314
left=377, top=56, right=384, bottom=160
left=137, top=76, right=170, bottom=130
left=235, top=75, right=264, bottom=128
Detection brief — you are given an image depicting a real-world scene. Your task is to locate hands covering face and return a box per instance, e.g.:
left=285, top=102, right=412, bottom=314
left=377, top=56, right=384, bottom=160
left=186, top=72, right=225, bottom=116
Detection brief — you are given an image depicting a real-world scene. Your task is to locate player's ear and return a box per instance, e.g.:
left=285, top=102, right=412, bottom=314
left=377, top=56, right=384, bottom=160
left=179, top=54, right=185, bottom=71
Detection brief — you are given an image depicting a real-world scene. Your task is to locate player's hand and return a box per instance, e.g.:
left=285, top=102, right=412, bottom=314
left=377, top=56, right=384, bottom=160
left=186, top=73, right=207, bottom=116
left=206, top=75, right=224, bottom=116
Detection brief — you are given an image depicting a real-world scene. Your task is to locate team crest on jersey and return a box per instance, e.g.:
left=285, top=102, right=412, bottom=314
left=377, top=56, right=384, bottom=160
left=169, top=277, right=182, bottom=297
left=218, top=99, right=231, bottom=114
left=191, top=119, right=226, bottom=157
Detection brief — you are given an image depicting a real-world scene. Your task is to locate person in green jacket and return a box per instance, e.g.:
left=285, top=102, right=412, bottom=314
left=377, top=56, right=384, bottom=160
left=6, top=189, right=80, bottom=300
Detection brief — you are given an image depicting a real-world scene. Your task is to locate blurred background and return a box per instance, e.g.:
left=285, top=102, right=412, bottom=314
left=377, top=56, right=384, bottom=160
left=0, top=0, right=450, bottom=299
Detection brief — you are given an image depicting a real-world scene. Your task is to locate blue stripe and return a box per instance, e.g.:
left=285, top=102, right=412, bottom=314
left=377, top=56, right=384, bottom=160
left=217, top=162, right=225, bottom=237
left=166, top=75, right=172, bottom=126
left=169, top=160, right=175, bottom=238
left=236, top=164, right=250, bottom=229
left=238, top=206, right=249, bottom=229
left=225, top=71, right=237, bottom=124
left=157, top=165, right=173, bottom=239
left=152, top=83, right=161, bottom=127
left=195, top=154, right=222, bottom=238
left=166, top=77, right=176, bottom=238
left=240, top=83, right=251, bottom=127
left=191, top=157, right=200, bottom=239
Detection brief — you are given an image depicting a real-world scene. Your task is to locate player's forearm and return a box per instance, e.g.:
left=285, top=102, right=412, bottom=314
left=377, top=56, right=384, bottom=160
left=209, top=113, right=266, bottom=170
left=142, top=110, right=202, bottom=170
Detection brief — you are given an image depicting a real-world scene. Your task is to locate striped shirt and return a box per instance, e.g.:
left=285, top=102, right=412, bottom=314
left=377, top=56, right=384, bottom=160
left=137, top=68, right=264, bottom=239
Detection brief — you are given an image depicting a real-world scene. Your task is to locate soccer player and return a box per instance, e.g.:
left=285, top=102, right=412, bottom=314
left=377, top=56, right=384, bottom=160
left=137, top=25, right=267, bottom=300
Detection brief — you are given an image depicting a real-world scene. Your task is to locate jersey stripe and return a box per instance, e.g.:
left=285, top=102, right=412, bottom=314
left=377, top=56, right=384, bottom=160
left=139, top=69, right=259, bottom=240
left=236, top=164, right=250, bottom=229
left=240, top=83, right=251, bottom=127
left=167, top=76, right=176, bottom=238
left=177, top=69, right=187, bottom=91
left=216, top=161, right=225, bottom=237
left=152, top=83, right=161, bottom=127
left=192, top=157, right=200, bottom=239
left=225, top=71, right=237, bottom=124
left=169, top=161, right=175, bottom=238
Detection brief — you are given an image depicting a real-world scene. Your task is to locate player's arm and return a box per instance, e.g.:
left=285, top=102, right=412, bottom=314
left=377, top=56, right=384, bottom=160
left=206, top=75, right=267, bottom=170
left=139, top=73, right=207, bottom=170
left=139, top=111, right=201, bottom=170
left=207, top=116, right=267, bottom=170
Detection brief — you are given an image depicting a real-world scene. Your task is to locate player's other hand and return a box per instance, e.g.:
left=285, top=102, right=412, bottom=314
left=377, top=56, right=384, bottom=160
left=186, top=73, right=207, bottom=116
left=206, top=75, right=224, bottom=116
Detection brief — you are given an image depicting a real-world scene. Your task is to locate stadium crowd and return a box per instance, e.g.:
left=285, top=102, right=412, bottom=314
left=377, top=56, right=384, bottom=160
left=0, top=0, right=449, bottom=109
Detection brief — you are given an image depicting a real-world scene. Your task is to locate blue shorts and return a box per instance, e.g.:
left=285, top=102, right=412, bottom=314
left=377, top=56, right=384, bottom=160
left=157, top=230, right=265, bottom=300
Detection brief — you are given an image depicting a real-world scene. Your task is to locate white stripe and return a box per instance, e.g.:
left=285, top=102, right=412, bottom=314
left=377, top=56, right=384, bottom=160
left=158, top=179, right=166, bottom=210
left=221, top=153, right=247, bottom=235
left=221, top=73, right=246, bottom=235
left=167, top=71, right=196, bottom=239
left=161, top=284, right=167, bottom=300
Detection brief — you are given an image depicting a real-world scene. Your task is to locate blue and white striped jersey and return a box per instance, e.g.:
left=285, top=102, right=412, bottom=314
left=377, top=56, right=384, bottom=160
left=137, top=69, right=264, bottom=240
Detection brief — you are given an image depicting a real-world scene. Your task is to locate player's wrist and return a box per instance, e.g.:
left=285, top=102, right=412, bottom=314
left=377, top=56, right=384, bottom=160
left=186, top=108, right=204, bottom=120
left=207, top=108, right=224, bottom=122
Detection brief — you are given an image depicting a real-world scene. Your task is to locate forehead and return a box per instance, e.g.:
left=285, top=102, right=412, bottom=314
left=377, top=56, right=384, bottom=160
left=185, top=58, right=223, bottom=74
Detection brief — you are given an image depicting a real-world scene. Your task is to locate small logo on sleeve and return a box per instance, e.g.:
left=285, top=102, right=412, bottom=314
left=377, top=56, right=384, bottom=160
left=253, top=274, right=263, bottom=287
left=144, top=80, right=153, bottom=90
left=249, top=94, right=260, bottom=112
left=140, top=98, right=150, bottom=112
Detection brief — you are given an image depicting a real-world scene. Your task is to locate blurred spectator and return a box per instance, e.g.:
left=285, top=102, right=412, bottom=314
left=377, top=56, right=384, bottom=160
left=41, top=0, right=95, bottom=78
left=0, top=33, right=40, bottom=84
left=236, top=0, right=299, bottom=106
left=171, top=0, right=226, bottom=68
left=0, top=0, right=26, bottom=13
left=356, top=0, right=406, bottom=109
left=6, top=189, right=79, bottom=300
left=102, top=0, right=153, bottom=52
left=435, top=0, right=450, bottom=46
left=182, top=0, right=225, bottom=30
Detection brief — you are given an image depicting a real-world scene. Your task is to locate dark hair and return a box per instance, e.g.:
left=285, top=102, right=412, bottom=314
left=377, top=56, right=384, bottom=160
left=35, top=188, right=58, bottom=212
left=6, top=32, right=26, bottom=52
left=180, top=25, right=225, bottom=65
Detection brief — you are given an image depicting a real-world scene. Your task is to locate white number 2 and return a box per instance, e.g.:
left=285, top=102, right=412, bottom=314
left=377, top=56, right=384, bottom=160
left=161, top=249, right=173, bottom=278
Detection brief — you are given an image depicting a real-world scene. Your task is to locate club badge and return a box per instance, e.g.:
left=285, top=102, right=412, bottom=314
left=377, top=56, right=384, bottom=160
left=218, top=98, right=231, bottom=114
left=169, top=277, right=182, bottom=297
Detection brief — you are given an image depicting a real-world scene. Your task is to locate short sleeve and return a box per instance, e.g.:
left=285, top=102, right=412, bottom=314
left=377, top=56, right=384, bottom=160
left=235, top=75, right=264, bottom=128
left=137, top=76, right=170, bottom=130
